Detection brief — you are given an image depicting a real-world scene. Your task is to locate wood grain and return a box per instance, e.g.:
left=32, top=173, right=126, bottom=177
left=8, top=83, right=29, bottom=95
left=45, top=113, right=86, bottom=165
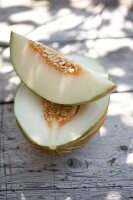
left=1, top=188, right=133, bottom=200
left=0, top=92, right=133, bottom=199
left=0, top=0, right=133, bottom=45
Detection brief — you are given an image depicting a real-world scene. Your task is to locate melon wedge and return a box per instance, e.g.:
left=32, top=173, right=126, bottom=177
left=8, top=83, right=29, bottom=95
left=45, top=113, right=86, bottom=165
left=10, top=31, right=116, bottom=105
left=15, top=83, right=109, bottom=152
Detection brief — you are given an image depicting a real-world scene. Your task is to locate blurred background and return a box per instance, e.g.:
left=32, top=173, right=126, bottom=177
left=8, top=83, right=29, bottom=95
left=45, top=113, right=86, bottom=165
left=0, top=0, right=133, bottom=102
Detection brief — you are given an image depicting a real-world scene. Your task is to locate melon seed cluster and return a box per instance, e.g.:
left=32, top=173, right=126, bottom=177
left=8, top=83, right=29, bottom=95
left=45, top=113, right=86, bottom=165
left=42, top=99, right=80, bottom=127
left=29, top=41, right=82, bottom=75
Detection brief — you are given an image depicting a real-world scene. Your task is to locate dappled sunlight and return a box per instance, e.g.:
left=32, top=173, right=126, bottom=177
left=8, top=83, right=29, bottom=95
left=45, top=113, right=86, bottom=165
left=0, top=66, right=12, bottom=73
left=5, top=75, right=20, bottom=91
left=5, top=93, right=14, bottom=102
left=94, top=38, right=133, bottom=56
left=102, top=9, right=112, bottom=20
left=11, top=24, right=34, bottom=35
left=97, top=92, right=133, bottom=168
left=100, top=126, right=107, bottom=136
left=82, top=14, right=102, bottom=29
left=54, top=14, right=84, bottom=30
left=52, top=42, right=60, bottom=49
left=94, top=44, right=133, bottom=92
left=87, top=48, right=99, bottom=58
left=20, top=192, right=27, bottom=200
left=109, top=9, right=126, bottom=28
left=70, top=0, right=90, bottom=9
left=107, top=105, right=119, bottom=117
left=28, top=12, right=85, bottom=41
left=10, top=8, right=50, bottom=25
left=2, top=47, right=10, bottom=59
left=1, top=0, right=133, bottom=46
left=56, top=8, right=71, bottom=16
left=0, top=23, right=12, bottom=43
left=60, top=44, right=74, bottom=54
left=121, top=115, right=133, bottom=127
left=86, top=40, right=95, bottom=49
left=9, top=76, right=20, bottom=85
left=0, top=0, right=31, bottom=8
left=108, top=93, right=133, bottom=116
left=106, top=191, right=122, bottom=200
left=126, top=152, right=133, bottom=164
left=117, top=83, right=131, bottom=92
left=108, top=67, right=125, bottom=77
left=87, top=29, right=99, bottom=40
left=65, top=197, right=72, bottom=200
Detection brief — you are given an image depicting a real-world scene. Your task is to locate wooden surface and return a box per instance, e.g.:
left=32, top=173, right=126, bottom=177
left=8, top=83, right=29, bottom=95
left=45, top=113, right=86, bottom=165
left=1, top=1, right=133, bottom=200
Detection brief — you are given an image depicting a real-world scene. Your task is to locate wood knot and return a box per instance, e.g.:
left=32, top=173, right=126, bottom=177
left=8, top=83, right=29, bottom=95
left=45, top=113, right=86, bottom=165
left=108, top=157, right=116, bottom=166
left=119, top=145, right=128, bottom=151
left=65, top=158, right=88, bottom=172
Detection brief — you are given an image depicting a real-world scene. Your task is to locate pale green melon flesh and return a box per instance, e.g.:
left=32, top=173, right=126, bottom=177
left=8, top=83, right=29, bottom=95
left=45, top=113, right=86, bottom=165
left=10, top=32, right=115, bottom=105
left=67, top=54, right=109, bottom=79
left=15, top=83, right=109, bottom=149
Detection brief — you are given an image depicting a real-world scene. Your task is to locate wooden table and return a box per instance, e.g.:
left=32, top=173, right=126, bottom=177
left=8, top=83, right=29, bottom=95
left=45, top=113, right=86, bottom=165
left=0, top=1, right=133, bottom=199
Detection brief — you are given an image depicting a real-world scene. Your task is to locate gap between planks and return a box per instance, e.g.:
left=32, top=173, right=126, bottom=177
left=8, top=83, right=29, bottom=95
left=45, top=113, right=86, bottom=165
left=1, top=185, right=133, bottom=192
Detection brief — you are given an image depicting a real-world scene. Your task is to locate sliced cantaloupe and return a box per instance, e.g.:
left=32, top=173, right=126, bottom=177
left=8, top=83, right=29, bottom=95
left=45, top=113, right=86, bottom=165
left=10, top=32, right=116, bottom=105
left=15, top=83, right=109, bottom=152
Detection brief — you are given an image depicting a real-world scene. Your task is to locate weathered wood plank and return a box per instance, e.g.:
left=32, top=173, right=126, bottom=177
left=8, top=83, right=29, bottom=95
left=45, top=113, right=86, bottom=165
left=0, top=187, right=133, bottom=200
left=0, top=47, right=18, bottom=103
left=0, top=37, right=133, bottom=102
left=93, top=38, right=133, bottom=93
left=0, top=0, right=133, bottom=45
left=0, top=92, right=133, bottom=199
left=0, top=102, right=7, bottom=199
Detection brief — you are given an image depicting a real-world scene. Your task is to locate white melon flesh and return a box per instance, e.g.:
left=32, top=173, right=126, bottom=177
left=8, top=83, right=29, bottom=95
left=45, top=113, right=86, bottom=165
left=15, top=84, right=109, bottom=150
left=10, top=32, right=116, bottom=105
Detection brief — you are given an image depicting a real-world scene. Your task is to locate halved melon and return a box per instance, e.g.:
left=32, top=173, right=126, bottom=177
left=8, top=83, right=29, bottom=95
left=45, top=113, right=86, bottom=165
left=15, top=84, right=109, bottom=153
left=15, top=84, right=109, bottom=152
left=10, top=31, right=116, bottom=105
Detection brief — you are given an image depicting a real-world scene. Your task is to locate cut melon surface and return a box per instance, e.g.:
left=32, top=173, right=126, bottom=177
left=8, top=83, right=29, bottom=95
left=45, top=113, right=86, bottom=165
left=10, top=32, right=116, bottom=105
left=15, top=83, right=109, bottom=151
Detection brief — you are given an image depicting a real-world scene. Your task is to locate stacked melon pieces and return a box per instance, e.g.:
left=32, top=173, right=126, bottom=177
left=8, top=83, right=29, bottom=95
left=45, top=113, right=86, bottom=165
left=10, top=32, right=116, bottom=153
